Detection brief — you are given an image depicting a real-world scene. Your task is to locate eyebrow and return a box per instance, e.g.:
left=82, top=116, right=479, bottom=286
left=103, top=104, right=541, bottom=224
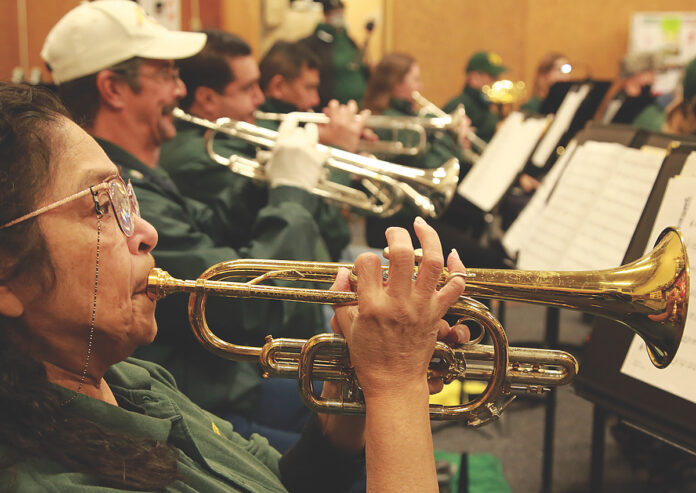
left=76, top=168, right=119, bottom=192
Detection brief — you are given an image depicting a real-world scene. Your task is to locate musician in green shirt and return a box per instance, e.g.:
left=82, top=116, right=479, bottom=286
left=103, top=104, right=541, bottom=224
left=443, top=51, right=508, bottom=142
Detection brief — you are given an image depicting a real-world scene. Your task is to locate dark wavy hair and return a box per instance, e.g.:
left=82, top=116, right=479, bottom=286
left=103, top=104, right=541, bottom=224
left=362, top=52, right=415, bottom=115
left=177, top=29, right=252, bottom=111
left=259, top=40, right=320, bottom=92
left=0, top=82, right=178, bottom=491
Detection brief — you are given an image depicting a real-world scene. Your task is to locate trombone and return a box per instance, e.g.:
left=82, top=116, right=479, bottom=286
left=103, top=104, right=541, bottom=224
left=173, top=108, right=459, bottom=219
left=147, top=227, right=689, bottom=426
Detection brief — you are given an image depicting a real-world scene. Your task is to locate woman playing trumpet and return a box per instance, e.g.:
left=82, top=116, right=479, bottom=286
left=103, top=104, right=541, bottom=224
left=0, top=83, right=468, bottom=492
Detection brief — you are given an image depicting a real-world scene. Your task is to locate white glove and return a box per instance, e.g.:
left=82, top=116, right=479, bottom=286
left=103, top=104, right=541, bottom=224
left=266, top=118, right=328, bottom=191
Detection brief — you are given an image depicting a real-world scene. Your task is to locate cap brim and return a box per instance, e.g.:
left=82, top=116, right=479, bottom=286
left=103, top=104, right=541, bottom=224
left=489, top=65, right=508, bottom=76
left=138, top=31, right=207, bottom=61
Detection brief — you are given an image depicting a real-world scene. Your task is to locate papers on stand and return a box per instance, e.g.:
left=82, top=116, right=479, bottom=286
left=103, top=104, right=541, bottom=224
left=621, top=172, right=696, bottom=404
left=509, top=141, right=665, bottom=271
left=502, top=140, right=577, bottom=257
left=531, top=84, right=591, bottom=167
left=456, top=112, right=551, bottom=212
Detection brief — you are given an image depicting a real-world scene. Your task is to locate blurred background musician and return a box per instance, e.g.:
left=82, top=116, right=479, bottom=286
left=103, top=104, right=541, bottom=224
left=361, top=52, right=472, bottom=170
left=520, top=52, right=573, bottom=113
left=169, top=32, right=367, bottom=263
left=299, top=0, right=370, bottom=108
left=443, top=51, right=508, bottom=143
left=594, top=51, right=666, bottom=131
left=665, top=57, right=696, bottom=136
left=42, top=1, right=331, bottom=452
left=360, top=52, right=508, bottom=269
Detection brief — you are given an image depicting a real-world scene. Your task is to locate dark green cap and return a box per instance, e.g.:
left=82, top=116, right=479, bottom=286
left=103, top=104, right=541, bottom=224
left=466, top=51, right=507, bottom=76
left=684, top=57, right=696, bottom=103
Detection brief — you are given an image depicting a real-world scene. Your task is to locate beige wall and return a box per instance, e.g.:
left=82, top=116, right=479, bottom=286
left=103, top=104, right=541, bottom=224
left=2, top=0, right=695, bottom=97
left=389, top=0, right=696, bottom=106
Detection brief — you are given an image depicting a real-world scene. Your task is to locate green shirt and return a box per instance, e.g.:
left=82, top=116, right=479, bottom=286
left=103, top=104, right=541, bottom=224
left=378, top=98, right=469, bottom=172
left=0, top=358, right=361, bottom=492
left=301, top=23, right=368, bottom=107
left=520, top=95, right=543, bottom=114
left=98, top=139, right=325, bottom=416
left=443, top=85, right=500, bottom=142
left=255, top=99, right=352, bottom=260
left=632, top=103, right=666, bottom=132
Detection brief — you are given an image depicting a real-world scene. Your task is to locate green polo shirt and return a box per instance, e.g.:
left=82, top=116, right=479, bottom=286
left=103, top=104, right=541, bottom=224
left=443, top=85, right=500, bottom=142
left=0, top=358, right=362, bottom=492
left=97, top=139, right=326, bottom=417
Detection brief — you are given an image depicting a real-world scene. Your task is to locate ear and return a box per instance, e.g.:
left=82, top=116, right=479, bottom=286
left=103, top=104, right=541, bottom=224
left=95, top=70, right=130, bottom=111
left=265, top=74, right=287, bottom=100
left=192, top=85, right=219, bottom=114
left=0, top=286, right=24, bottom=318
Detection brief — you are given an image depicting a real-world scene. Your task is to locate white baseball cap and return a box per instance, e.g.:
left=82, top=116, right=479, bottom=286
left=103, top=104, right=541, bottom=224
left=41, top=0, right=207, bottom=84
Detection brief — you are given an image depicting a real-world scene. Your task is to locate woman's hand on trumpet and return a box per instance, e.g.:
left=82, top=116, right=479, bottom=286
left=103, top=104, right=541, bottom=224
left=319, top=217, right=467, bottom=491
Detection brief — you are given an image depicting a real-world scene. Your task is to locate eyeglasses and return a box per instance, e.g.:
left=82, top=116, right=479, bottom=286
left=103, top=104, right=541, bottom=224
left=0, top=175, right=141, bottom=237
left=140, top=66, right=181, bottom=83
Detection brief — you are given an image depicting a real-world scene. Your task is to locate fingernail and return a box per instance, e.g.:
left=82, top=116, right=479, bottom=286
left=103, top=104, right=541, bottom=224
left=451, top=248, right=460, bottom=260
left=414, top=216, right=425, bottom=225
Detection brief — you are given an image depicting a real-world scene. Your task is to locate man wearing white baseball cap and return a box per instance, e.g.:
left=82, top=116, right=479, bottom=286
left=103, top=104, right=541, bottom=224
left=42, top=0, right=336, bottom=455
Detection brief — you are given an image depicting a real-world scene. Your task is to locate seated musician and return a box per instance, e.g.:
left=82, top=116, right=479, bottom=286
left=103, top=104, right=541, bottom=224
left=360, top=53, right=508, bottom=269
left=665, top=57, right=696, bottom=135
left=362, top=52, right=472, bottom=170
left=40, top=1, right=333, bottom=451
left=163, top=33, right=363, bottom=262
left=0, top=81, right=469, bottom=492
left=520, top=52, right=572, bottom=114
left=443, top=51, right=508, bottom=142
left=595, top=52, right=665, bottom=132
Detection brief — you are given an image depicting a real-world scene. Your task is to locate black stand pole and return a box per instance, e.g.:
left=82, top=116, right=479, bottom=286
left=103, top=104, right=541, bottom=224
left=590, top=405, right=607, bottom=493
left=541, top=307, right=560, bottom=493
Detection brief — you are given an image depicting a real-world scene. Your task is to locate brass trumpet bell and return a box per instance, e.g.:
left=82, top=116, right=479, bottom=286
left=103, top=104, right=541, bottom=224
left=146, top=227, right=688, bottom=424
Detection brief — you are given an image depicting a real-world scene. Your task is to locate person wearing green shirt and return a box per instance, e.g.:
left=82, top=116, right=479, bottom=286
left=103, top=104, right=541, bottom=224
left=443, top=51, right=508, bottom=142
left=42, top=2, right=330, bottom=452
left=0, top=81, right=469, bottom=492
left=300, top=0, right=369, bottom=108
left=166, top=32, right=363, bottom=262
left=256, top=39, right=378, bottom=260
left=361, top=52, right=508, bottom=270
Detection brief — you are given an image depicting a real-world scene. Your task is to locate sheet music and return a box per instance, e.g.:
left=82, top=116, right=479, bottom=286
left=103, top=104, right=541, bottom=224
left=456, top=112, right=551, bottom=212
left=621, top=175, right=696, bottom=404
left=680, top=151, right=696, bottom=177
left=502, top=140, right=577, bottom=257
left=531, top=84, right=591, bottom=167
left=517, top=141, right=665, bottom=271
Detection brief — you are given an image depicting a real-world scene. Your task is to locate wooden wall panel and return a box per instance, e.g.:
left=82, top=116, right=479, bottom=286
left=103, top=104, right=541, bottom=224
left=181, top=0, right=222, bottom=31
left=1, top=0, right=21, bottom=81
left=390, top=0, right=528, bottom=107
left=390, top=0, right=696, bottom=107
left=525, top=0, right=696, bottom=84
left=1, top=0, right=80, bottom=82
left=221, top=0, right=261, bottom=56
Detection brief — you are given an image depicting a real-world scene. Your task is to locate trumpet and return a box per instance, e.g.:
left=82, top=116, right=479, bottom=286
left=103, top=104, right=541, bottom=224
left=173, top=108, right=459, bottom=219
left=147, top=227, right=688, bottom=426
left=254, top=110, right=429, bottom=156
left=411, top=91, right=488, bottom=156
left=254, top=110, right=473, bottom=157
